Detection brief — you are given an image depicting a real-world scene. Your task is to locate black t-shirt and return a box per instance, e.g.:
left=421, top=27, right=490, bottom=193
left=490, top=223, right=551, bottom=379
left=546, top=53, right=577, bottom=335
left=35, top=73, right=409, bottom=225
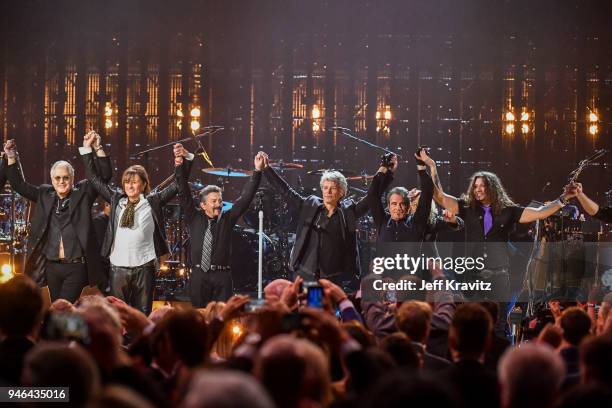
left=456, top=198, right=525, bottom=269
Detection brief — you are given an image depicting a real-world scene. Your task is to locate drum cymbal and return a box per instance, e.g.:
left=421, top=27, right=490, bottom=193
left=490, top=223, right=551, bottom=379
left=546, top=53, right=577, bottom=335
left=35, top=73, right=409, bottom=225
left=188, top=181, right=206, bottom=190
left=202, top=167, right=252, bottom=177
left=306, top=169, right=357, bottom=176
left=269, top=161, right=304, bottom=170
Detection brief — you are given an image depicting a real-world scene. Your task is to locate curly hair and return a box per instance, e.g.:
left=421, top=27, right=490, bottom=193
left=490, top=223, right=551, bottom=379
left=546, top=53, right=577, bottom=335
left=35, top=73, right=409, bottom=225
left=462, top=171, right=517, bottom=215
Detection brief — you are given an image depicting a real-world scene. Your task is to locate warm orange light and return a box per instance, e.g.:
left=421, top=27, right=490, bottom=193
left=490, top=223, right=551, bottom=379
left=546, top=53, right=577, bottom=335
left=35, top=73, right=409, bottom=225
left=505, top=123, right=515, bottom=134
left=190, top=107, right=201, bottom=117
left=520, top=112, right=530, bottom=121
left=190, top=120, right=201, bottom=131
left=505, top=111, right=515, bottom=121
left=312, top=105, right=320, bottom=119
left=588, top=112, right=598, bottom=123
left=521, top=123, right=529, bottom=134
left=589, top=124, right=598, bottom=135
left=384, top=110, right=392, bottom=120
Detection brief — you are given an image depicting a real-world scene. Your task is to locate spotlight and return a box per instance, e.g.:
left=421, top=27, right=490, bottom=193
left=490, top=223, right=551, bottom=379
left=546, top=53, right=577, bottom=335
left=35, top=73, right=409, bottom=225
left=312, top=122, right=320, bottom=132
left=104, top=119, right=113, bottom=129
left=376, top=111, right=381, bottom=120
left=588, top=112, right=598, bottom=123
left=589, top=124, right=598, bottom=135
left=384, top=110, right=392, bottom=120
left=190, top=107, right=201, bottom=118
left=0, top=264, right=12, bottom=283
left=521, top=123, right=529, bottom=134
left=520, top=112, right=529, bottom=122
left=104, top=103, right=113, bottom=117
left=505, top=123, right=515, bottom=135
left=177, top=109, right=184, bottom=118
left=312, top=105, right=321, bottom=119
left=190, top=120, right=200, bottom=131
left=505, top=111, right=515, bottom=121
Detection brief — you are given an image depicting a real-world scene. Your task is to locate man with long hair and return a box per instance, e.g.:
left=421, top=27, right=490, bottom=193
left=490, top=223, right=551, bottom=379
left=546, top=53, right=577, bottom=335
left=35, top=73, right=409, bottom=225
left=420, top=152, right=575, bottom=326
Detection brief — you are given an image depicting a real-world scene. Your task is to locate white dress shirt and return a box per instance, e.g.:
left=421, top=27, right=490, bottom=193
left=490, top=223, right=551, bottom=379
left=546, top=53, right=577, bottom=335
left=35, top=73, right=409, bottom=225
left=109, top=194, right=157, bottom=267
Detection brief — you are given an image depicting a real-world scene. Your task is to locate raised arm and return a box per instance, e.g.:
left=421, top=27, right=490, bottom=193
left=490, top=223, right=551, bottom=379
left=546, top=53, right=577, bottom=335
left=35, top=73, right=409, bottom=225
left=80, top=131, right=114, bottom=203
left=420, top=150, right=460, bottom=215
left=359, top=155, right=397, bottom=220
left=229, top=152, right=265, bottom=223
left=262, top=159, right=306, bottom=209
left=411, top=161, right=434, bottom=230
left=518, top=187, right=575, bottom=223
left=570, top=182, right=601, bottom=217
left=174, top=144, right=198, bottom=221
left=4, top=139, right=39, bottom=202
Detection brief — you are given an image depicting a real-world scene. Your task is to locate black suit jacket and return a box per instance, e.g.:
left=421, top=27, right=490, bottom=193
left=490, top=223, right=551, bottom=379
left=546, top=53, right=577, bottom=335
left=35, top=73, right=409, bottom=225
left=82, top=153, right=182, bottom=260
left=263, top=166, right=379, bottom=277
left=6, top=153, right=112, bottom=286
left=0, top=156, right=8, bottom=190
left=176, top=159, right=262, bottom=267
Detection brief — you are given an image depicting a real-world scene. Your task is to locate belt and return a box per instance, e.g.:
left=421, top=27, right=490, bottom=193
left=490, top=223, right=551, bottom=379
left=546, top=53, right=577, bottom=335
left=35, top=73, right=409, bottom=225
left=210, top=265, right=230, bottom=271
left=49, top=257, right=85, bottom=264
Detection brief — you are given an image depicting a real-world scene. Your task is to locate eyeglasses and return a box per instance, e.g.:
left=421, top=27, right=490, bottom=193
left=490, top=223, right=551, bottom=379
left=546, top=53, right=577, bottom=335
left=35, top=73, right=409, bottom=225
left=53, top=176, right=71, bottom=182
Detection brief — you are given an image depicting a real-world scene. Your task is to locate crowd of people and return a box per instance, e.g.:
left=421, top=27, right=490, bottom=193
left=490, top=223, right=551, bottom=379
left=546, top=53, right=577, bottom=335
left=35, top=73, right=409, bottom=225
left=1, top=272, right=611, bottom=407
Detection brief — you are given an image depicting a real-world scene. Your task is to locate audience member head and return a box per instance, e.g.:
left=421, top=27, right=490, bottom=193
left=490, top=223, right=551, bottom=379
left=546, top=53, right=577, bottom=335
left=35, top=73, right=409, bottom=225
left=498, top=343, right=565, bottom=408
left=556, top=383, right=612, bottom=408
left=22, top=342, right=100, bottom=407
left=395, top=300, right=432, bottom=343
left=580, top=334, right=612, bottom=386
left=148, top=305, right=174, bottom=324
left=560, top=307, right=591, bottom=346
left=256, top=334, right=332, bottom=407
left=380, top=332, right=420, bottom=370
left=449, top=302, right=492, bottom=361
left=153, top=308, right=209, bottom=368
left=76, top=300, right=123, bottom=372
left=183, top=370, right=274, bottom=408
left=264, top=279, right=292, bottom=302
left=0, top=275, right=44, bottom=338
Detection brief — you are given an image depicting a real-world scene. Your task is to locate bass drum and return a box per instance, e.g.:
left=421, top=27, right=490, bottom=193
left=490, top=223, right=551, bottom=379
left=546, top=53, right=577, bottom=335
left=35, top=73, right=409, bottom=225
left=231, top=227, right=285, bottom=292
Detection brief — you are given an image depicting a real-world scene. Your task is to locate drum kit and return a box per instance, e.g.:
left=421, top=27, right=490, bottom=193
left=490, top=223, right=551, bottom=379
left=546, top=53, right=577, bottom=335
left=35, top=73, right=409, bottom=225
left=156, top=159, right=380, bottom=295
left=0, top=190, right=30, bottom=277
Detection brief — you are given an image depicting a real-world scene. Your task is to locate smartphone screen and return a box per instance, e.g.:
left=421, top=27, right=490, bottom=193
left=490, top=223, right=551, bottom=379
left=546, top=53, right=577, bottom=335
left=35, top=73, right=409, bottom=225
left=306, top=285, right=324, bottom=308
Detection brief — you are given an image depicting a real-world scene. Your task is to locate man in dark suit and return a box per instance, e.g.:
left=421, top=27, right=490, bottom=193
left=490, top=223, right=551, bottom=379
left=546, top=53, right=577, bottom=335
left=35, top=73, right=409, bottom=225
left=262, top=157, right=381, bottom=284
left=4, top=132, right=112, bottom=302
left=83, top=143, right=184, bottom=315
left=174, top=144, right=264, bottom=306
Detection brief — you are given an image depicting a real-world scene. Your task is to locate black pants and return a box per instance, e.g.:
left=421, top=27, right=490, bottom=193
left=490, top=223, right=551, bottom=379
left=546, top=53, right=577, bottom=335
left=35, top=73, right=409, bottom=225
left=110, top=260, right=156, bottom=316
left=46, top=262, right=89, bottom=303
left=190, top=267, right=233, bottom=308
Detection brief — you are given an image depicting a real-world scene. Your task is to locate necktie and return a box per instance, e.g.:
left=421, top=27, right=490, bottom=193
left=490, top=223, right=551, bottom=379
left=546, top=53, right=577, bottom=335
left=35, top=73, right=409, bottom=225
left=483, top=206, right=492, bottom=236
left=200, top=218, right=215, bottom=271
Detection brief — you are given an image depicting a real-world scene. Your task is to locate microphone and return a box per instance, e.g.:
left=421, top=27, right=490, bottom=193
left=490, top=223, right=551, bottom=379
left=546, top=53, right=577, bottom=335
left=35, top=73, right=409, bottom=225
left=541, top=181, right=551, bottom=193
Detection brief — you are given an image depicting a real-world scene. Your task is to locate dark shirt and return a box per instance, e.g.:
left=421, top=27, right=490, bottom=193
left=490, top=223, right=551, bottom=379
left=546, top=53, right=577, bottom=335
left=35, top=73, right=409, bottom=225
left=44, top=195, right=83, bottom=260
left=594, top=206, right=612, bottom=223
left=297, top=206, right=344, bottom=279
left=442, top=359, right=500, bottom=408
left=457, top=198, right=525, bottom=269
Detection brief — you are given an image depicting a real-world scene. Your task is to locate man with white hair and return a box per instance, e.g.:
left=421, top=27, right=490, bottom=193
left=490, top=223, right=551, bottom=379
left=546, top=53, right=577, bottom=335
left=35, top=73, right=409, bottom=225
left=498, top=343, right=566, bottom=408
left=4, top=132, right=112, bottom=301
left=262, top=157, right=381, bottom=283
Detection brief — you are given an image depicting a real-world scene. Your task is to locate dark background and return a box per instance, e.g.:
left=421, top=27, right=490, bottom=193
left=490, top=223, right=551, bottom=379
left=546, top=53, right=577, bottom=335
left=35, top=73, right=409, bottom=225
left=1, top=0, right=611, bottom=205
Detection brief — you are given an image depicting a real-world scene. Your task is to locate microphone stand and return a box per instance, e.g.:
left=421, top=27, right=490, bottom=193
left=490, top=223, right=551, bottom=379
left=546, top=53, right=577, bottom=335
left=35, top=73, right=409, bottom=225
left=328, top=127, right=402, bottom=158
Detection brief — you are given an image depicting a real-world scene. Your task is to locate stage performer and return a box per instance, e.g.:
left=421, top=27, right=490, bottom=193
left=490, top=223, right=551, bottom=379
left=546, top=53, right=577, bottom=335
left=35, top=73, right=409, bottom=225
left=174, top=145, right=265, bottom=306
left=422, top=151, right=576, bottom=330
left=3, top=132, right=112, bottom=302
left=262, top=155, right=382, bottom=285
left=567, top=182, right=612, bottom=223
left=83, top=141, right=185, bottom=315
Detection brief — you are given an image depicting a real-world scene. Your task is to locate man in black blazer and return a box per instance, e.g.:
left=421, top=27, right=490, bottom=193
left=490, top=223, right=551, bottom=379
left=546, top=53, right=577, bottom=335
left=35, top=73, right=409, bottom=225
left=83, top=143, right=184, bottom=315
left=4, top=132, right=112, bottom=302
left=262, top=157, right=381, bottom=284
left=174, top=145, right=264, bottom=307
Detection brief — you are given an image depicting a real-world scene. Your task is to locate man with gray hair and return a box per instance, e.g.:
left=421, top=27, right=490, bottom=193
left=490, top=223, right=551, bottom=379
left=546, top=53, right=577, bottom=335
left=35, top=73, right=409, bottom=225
left=3, top=132, right=112, bottom=302
left=262, top=156, right=382, bottom=284
left=498, top=343, right=565, bottom=408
